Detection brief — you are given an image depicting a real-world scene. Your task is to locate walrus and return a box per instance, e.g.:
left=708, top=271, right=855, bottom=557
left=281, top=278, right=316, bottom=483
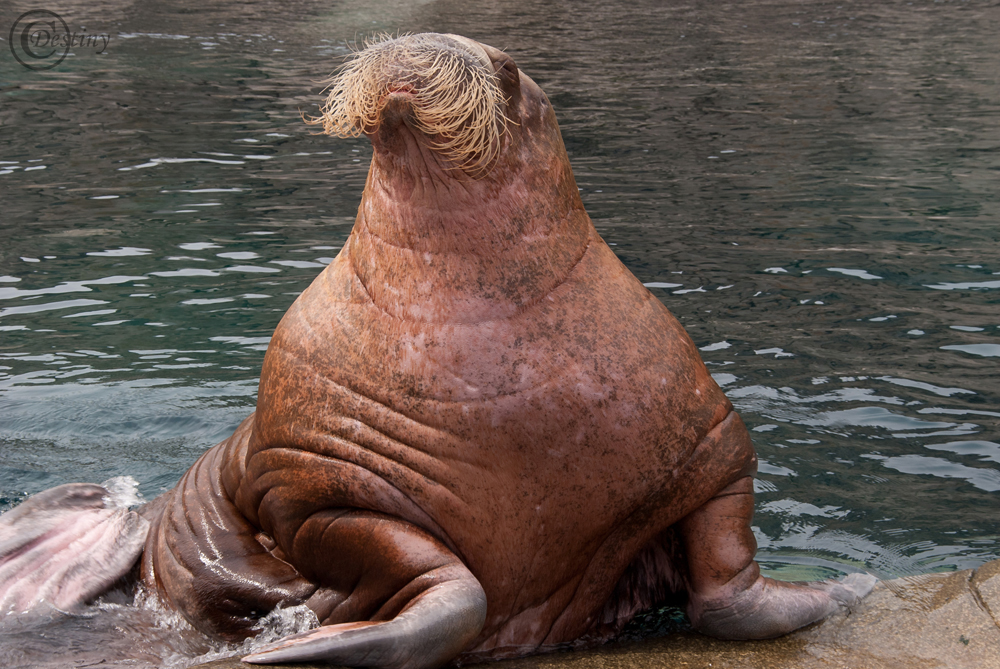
left=0, top=33, right=875, bottom=668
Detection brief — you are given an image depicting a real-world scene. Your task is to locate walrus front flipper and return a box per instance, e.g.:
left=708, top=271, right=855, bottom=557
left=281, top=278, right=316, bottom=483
left=0, top=483, right=148, bottom=614
left=242, top=576, right=486, bottom=668
left=241, top=510, right=486, bottom=669
left=679, top=475, right=876, bottom=639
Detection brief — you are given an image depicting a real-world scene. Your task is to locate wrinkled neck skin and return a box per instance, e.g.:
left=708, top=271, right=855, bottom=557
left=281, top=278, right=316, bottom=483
left=348, top=75, right=594, bottom=325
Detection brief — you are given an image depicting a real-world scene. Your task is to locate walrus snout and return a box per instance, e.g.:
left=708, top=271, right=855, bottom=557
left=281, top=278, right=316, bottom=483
left=308, top=33, right=510, bottom=176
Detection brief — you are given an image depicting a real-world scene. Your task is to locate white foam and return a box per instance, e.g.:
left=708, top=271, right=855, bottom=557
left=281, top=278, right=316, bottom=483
left=99, top=476, right=144, bottom=509
left=188, top=604, right=319, bottom=666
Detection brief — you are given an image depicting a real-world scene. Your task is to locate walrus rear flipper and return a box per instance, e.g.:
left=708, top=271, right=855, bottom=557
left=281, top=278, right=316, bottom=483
left=0, top=482, right=149, bottom=614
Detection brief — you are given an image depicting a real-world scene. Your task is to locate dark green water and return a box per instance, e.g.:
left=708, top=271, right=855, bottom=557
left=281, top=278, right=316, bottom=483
left=1, top=0, right=998, bottom=665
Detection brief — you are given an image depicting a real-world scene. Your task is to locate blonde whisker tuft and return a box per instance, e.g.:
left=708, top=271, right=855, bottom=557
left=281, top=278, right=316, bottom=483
left=305, top=34, right=508, bottom=178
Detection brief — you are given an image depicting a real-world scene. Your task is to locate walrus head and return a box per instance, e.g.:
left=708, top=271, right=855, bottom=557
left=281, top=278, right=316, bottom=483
left=310, top=33, right=592, bottom=323
left=312, top=33, right=513, bottom=177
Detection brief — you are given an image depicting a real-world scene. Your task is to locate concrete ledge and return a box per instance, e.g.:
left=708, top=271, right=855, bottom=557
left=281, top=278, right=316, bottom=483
left=193, top=559, right=1000, bottom=669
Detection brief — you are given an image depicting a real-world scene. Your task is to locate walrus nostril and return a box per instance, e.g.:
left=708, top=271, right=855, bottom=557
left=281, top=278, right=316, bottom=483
left=384, top=84, right=416, bottom=96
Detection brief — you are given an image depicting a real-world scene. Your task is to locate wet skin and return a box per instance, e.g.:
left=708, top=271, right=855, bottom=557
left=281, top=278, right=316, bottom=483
left=0, top=33, right=874, bottom=669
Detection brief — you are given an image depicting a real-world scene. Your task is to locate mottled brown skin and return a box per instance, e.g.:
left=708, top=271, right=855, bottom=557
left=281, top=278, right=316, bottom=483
left=140, top=34, right=872, bottom=668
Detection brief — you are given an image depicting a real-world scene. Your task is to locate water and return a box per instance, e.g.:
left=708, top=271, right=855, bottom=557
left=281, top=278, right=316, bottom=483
left=1, top=0, right=998, bottom=665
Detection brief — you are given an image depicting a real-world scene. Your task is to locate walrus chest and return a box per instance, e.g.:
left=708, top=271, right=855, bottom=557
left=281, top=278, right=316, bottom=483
left=247, top=266, right=732, bottom=554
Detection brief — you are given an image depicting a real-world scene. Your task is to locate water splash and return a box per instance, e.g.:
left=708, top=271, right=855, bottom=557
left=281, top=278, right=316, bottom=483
left=100, top=475, right=144, bottom=509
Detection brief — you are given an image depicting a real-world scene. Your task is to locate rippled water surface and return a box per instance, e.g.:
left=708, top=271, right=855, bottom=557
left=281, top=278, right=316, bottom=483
left=1, top=0, right=998, bottom=666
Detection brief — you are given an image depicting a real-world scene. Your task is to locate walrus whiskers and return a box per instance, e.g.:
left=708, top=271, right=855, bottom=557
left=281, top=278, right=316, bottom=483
left=308, top=34, right=508, bottom=177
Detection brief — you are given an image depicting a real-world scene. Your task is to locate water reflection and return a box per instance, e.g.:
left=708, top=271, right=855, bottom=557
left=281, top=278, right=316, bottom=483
left=871, top=454, right=1000, bottom=493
